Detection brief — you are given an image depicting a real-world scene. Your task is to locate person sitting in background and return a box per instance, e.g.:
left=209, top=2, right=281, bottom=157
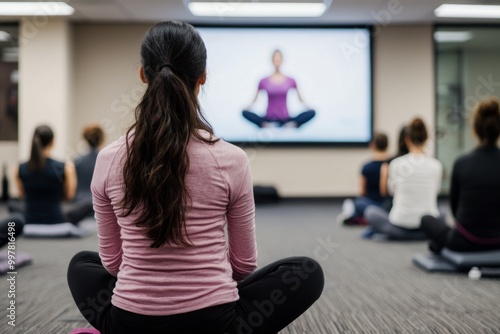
left=378, top=126, right=410, bottom=211
left=74, top=124, right=105, bottom=203
left=363, top=118, right=442, bottom=239
left=14, top=125, right=93, bottom=225
left=422, top=98, right=500, bottom=253
left=337, top=133, right=389, bottom=225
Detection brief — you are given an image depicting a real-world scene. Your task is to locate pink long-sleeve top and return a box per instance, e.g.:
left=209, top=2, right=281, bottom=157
left=91, top=130, right=257, bottom=316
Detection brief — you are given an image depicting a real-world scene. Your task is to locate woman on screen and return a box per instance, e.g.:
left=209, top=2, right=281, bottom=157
left=242, top=50, right=316, bottom=128
left=67, top=21, right=323, bottom=334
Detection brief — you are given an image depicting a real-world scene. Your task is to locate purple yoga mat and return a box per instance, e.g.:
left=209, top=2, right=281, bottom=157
left=0, top=252, right=32, bottom=274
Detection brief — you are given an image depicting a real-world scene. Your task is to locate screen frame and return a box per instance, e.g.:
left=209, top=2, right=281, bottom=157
left=193, top=24, right=375, bottom=148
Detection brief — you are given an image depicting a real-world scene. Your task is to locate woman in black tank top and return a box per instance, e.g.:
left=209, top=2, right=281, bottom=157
left=14, top=125, right=92, bottom=225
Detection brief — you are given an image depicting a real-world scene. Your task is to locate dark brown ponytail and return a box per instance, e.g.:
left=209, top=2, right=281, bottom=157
left=28, top=125, right=54, bottom=172
left=121, top=21, right=217, bottom=248
left=473, top=97, right=500, bottom=146
left=407, top=118, right=428, bottom=146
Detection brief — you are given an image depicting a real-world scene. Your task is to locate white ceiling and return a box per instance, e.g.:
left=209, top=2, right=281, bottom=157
left=2, top=0, right=500, bottom=24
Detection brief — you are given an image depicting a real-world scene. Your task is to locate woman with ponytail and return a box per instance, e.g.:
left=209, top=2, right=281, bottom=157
left=14, top=125, right=92, bottom=225
left=74, top=124, right=105, bottom=203
left=422, top=98, right=500, bottom=253
left=67, top=21, right=323, bottom=334
left=363, top=118, right=443, bottom=240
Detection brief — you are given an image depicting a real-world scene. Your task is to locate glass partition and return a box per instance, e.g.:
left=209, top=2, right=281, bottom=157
left=435, top=26, right=500, bottom=193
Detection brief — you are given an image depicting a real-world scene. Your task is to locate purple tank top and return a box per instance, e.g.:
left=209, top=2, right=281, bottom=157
left=258, top=76, right=297, bottom=120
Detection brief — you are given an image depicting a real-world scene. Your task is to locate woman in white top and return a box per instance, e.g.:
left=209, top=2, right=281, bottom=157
left=364, top=118, right=443, bottom=240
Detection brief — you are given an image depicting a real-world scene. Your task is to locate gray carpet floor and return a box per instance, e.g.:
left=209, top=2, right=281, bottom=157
left=1, top=199, right=499, bottom=334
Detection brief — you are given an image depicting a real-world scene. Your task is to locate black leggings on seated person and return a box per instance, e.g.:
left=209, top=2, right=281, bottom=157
left=421, top=215, right=500, bottom=254
left=67, top=251, right=324, bottom=334
left=8, top=198, right=93, bottom=225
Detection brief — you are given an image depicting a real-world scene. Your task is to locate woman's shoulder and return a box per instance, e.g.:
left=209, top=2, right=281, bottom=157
left=448, top=150, right=477, bottom=171
left=18, top=161, right=29, bottom=176
left=427, top=156, right=443, bottom=171
left=75, top=149, right=98, bottom=164
left=453, top=146, right=500, bottom=168
left=97, top=136, right=127, bottom=161
left=258, top=76, right=270, bottom=87
left=46, top=158, right=65, bottom=168
left=193, top=130, right=248, bottom=166
left=219, top=140, right=248, bottom=161
left=414, top=155, right=442, bottom=170
left=388, top=154, right=405, bottom=166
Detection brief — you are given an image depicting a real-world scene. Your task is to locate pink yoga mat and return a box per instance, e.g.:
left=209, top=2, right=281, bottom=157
left=70, top=329, right=100, bottom=334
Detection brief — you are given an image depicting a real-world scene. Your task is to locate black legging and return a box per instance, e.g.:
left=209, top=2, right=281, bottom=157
left=0, top=214, right=24, bottom=248
left=67, top=251, right=324, bottom=334
left=8, top=198, right=93, bottom=225
left=64, top=197, right=94, bottom=225
left=421, top=215, right=500, bottom=254
left=242, top=110, right=316, bottom=128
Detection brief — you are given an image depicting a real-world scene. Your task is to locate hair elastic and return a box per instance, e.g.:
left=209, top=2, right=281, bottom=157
left=158, top=63, right=175, bottom=72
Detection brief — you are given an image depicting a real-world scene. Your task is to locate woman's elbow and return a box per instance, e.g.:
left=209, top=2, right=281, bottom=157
left=233, top=265, right=256, bottom=282
left=233, top=259, right=257, bottom=280
left=100, top=254, right=122, bottom=277
left=65, top=189, right=76, bottom=201
left=104, top=265, right=119, bottom=277
left=379, top=187, right=387, bottom=198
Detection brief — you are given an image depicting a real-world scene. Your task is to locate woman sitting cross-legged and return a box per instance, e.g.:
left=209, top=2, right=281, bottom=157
left=14, top=125, right=94, bottom=226
left=74, top=124, right=105, bottom=203
left=67, top=21, right=324, bottom=334
left=338, top=133, right=389, bottom=226
left=422, top=98, right=500, bottom=253
left=363, top=118, right=443, bottom=240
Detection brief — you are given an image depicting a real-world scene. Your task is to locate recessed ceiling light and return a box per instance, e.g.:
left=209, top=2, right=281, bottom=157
left=0, top=2, right=75, bottom=16
left=187, top=1, right=327, bottom=17
left=434, top=31, right=473, bottom=43
left=435, top=4, right=500, bottom=18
